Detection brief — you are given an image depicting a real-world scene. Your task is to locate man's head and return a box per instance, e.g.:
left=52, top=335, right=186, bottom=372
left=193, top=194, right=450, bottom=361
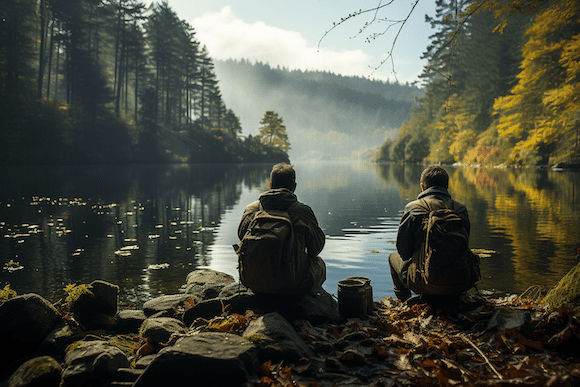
left=420, top=166, right=449, bottom=190
left=270, top=162, right=296, bottom=191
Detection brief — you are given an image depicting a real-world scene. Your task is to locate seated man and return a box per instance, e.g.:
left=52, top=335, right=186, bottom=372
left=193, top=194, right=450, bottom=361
left=236, top=162, right=326, bottom=295
left=389, top=166, right=473, bottom=301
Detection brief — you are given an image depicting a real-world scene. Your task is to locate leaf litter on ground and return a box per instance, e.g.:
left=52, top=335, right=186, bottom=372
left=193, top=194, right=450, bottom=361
left=254, top=291, right=580, bottom=386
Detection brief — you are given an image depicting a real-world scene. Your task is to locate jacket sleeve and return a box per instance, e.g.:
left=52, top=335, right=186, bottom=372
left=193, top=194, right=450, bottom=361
left=237, top=201, right=260, bottom=240
left=396, top=202, right=428, bottom=260
left=291, top=203, right=325, bottom=258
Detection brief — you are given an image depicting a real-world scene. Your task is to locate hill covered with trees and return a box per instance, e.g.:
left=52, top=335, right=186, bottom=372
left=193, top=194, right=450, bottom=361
left=0, top=0, right=287, bottom=165
left=376, top=0, right=580, bottom=167
left=214, top=59, right=423, bottom=160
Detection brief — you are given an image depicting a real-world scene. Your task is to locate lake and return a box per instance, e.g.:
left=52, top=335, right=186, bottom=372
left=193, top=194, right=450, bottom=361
left=1, top=162, right=579, bottom=308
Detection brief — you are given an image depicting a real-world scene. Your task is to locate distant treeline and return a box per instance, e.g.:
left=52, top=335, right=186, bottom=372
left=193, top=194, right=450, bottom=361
left=0, top=0, right=287, bottom=165
left=376, top=0, right=580, bottom=167
left=214, top=59, right=423, bottom=160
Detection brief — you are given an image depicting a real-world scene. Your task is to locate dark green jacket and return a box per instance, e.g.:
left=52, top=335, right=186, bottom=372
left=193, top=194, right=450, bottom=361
left=238, top=188, right=325, bottom=258
left=397, top=186, right=470, bottom=261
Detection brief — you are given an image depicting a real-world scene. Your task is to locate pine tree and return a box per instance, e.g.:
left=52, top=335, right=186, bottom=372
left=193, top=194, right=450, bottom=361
left=258, top=111, right=290, bottom=152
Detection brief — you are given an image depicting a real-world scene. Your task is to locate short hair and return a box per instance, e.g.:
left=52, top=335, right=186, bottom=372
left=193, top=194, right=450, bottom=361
left=420, top=166, right=449, bottom=189
left=270, top=163, right=295, bottom=190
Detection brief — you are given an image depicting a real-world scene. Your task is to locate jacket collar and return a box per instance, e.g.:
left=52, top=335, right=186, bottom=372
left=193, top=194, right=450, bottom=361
left=417, top=186, right=451, bottom=201
left=259, top=188, right=297, bottom=211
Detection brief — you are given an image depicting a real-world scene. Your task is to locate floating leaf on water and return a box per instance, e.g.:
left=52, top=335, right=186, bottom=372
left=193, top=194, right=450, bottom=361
left=370, top=250, right=380, bottom=253
left=155, top=225, right=163, bottom=229
left=472, top=249, right=497, bottom=255
left=120, top=245, right=139, bottom=251
left=169, top=236, right=177, bottom=240
left=107, top=235, right=114, bottom=238
left=3, top=260, right=24, bottom=272
left=147, top=263, right=169, bottom=270
left=115, top=250, right=131, bottom=257
left=124, top=238, right=137, bottom=242
left=148, top=234, right=160, bottom=239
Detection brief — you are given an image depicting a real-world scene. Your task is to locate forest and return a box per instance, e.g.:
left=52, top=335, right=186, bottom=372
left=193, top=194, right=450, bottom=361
left=213, top=59, right=421, bottom=161
left=0, top=0, right=289, bottom=165
left=375, top=0, right=580, bottom=167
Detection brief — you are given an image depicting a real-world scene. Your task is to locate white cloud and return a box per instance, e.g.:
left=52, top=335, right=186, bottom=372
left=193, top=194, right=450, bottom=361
left=192, top=6, right=381, bottom=80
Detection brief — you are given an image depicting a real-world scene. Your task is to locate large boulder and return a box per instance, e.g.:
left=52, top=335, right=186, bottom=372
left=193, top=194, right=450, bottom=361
left=543, top=261, right=580, bottom=316
left=184, top=283, right=341, bottom=325
left=7, top=356, right=62, bottom=387
left=0, top=294, right=61, bottom=365
left=69, top=280, right=119, bottom=327
left=39, top=323, right=108, bottom=356
left=142, top=294, right=191, bottom=317
left=243, top=312, right=315, bottom=362
left=139, top=317, right=187, bottom=344
left=60, top=340, right=130, bottom=387
left=181, top=269, right=236, bottom=300
left=115, top=309, right=147, bottom=333
left=133, top=332, right=259, bottom=387
left=183, top=284, right=343, bottom=326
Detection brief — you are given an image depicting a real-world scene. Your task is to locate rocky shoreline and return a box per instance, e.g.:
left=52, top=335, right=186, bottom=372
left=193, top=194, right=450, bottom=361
left=1, top=269, right=344, bottom=387
left=2, top=265, right=580, bottom=387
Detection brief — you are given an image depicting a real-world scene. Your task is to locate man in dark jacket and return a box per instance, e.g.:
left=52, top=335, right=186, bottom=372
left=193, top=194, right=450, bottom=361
left=237, top=162, right=326, bottom=294
left=389, top=166, right=471, bottom=301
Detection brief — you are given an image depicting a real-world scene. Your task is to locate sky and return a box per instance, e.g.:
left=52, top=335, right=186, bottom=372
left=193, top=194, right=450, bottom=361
left=144, top=0, right=437, bottom=84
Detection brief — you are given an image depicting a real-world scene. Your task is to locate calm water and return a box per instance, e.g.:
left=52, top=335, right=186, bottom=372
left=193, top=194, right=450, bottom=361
left=1, top=162, right=579, bottom=307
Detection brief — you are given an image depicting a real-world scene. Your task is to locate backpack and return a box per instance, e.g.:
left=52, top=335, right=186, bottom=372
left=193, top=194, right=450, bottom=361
left=233, top=202, right=303, bottom=294
left=406, top=198, right=480, bottom=295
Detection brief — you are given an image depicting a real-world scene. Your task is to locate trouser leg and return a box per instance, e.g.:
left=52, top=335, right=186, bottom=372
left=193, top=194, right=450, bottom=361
left=310, top=256, right=327, bottom=286
left=389, top=252, right=412, bottom=301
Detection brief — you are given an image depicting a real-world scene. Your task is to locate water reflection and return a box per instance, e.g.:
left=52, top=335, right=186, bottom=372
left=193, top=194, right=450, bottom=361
left=1, top=162, right=579, bottom=307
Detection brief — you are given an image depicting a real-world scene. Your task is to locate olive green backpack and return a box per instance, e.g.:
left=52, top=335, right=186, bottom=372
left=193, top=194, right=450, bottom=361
left=406, top=198, right=480, bottom=295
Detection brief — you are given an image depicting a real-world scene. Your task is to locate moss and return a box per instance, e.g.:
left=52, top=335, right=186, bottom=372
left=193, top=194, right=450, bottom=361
left=64, top=334, right=139, bottom=359
left=243, top=333, right=281, bottom=351
left=106, top=334, right=140, bottom=358
left=542, top=262, right=580, bottom=316
left=0, top=284, right=17, bottom=305
left=62, top=283, right=94, bottom=312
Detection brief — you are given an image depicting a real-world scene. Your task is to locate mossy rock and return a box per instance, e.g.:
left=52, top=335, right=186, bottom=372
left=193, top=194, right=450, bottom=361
left=543, top=261, right=580, bottom=316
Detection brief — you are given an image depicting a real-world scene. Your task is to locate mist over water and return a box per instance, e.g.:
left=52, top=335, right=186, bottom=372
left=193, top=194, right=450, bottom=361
left=214, top=60, right=420, bottom=160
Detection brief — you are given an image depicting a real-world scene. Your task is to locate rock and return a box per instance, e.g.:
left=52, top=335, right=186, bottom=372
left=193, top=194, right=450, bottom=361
left=134, top=354, right=157, bottom=369
left=184, top=283, right=341, bottom=326
left=0, top=294, right=61, bottom=365
left=60, top=340, right=130, bottom=387
left=485, top=308, right=531, bottom=332
left=243, top=312, right=315, bottom=362
left=7, top=356, right=61, bottom=387
left=181, top=269, right=235, bottom=300
left=39, top=324, right=108, bottom=356
left=543, top=261, right=580, bottom=316
left=218, top=282, right=253, bottom=298
left=139, top=317, right=187, bottom=344
left=280, top=285, right=342, bottom=324
left=133, top=332, right=258, bottom=387
left=71, top=280, right=119, bottom=325
left=115, top=309, right=147, bottom=333
left=142, top=294, right=190, bottom=317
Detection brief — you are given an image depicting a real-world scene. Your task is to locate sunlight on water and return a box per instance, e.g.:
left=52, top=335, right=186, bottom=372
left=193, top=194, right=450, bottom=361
left=1, top=163, right=579, bottom=307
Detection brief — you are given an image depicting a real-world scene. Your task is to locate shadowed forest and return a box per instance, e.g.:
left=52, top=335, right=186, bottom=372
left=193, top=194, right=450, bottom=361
left=375, top=0, right=580, bottom=167
left=0, top=0, right=291, bottom=165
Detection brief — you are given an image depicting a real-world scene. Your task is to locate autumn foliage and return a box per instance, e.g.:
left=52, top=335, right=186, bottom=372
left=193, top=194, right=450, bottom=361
left=377, top=0, right=580, bottom=167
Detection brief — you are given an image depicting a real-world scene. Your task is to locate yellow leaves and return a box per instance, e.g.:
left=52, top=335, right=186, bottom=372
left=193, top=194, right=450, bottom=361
left=0, top=284, right=17, bottom=305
